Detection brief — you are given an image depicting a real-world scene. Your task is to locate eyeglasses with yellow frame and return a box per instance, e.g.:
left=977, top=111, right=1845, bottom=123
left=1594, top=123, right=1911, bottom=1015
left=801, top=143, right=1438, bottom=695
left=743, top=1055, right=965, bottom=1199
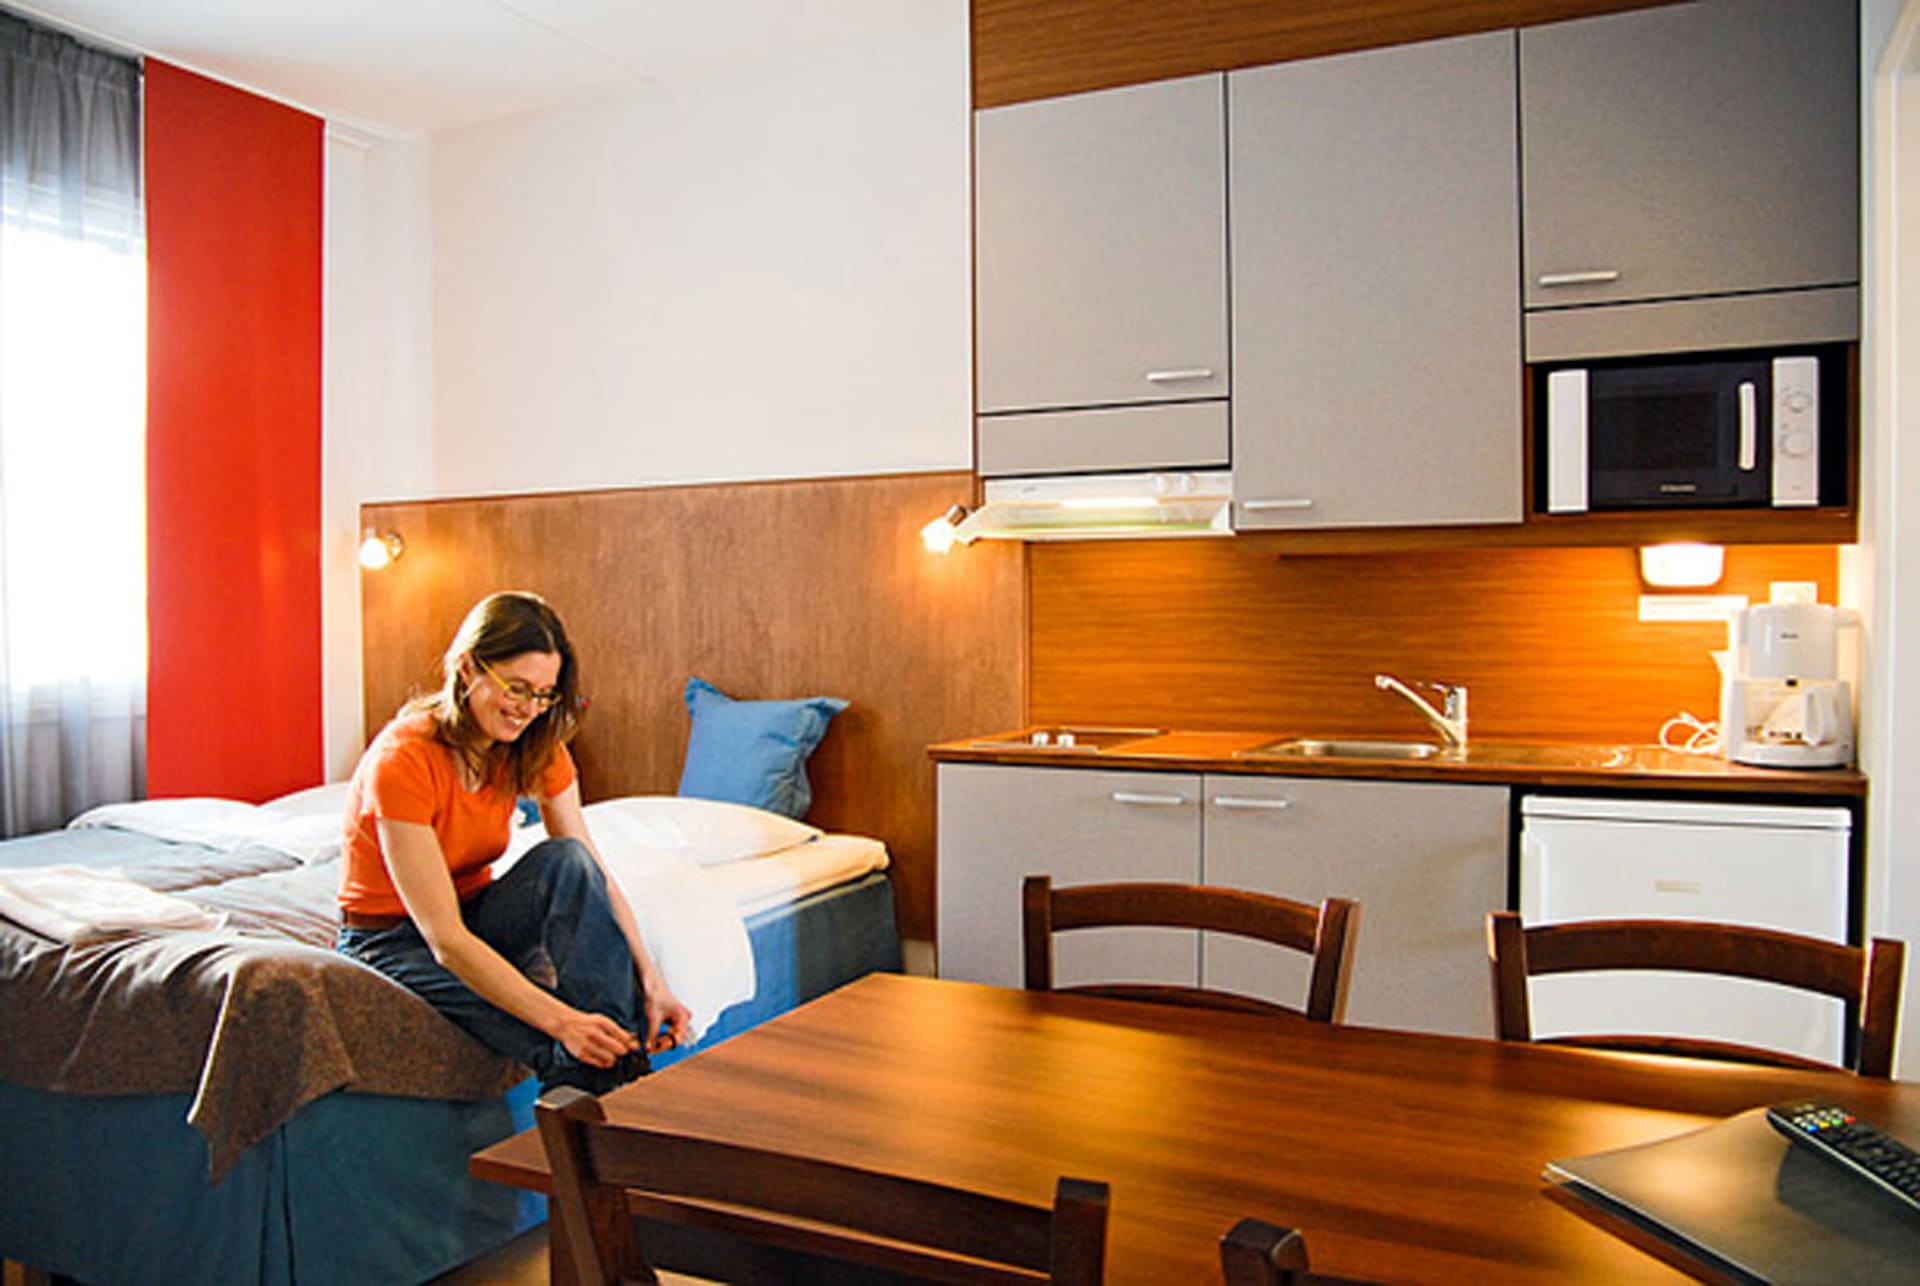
left=473, top=655, right=561, bottom=709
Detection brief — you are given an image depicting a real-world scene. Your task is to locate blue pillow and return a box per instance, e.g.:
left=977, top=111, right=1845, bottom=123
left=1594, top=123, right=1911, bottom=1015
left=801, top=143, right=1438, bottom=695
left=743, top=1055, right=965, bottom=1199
left=676, top=676, right=848, bottom=819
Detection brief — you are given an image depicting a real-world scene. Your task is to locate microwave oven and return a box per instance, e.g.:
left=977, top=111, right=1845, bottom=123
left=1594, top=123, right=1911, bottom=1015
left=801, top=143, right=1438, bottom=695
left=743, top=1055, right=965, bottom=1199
left=1541, top=348, right=1840, bottom=513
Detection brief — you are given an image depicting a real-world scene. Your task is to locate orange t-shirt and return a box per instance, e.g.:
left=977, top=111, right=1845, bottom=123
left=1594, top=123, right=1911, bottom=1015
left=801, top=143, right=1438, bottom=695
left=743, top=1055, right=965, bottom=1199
left=338, top=712, right=577, bottom=917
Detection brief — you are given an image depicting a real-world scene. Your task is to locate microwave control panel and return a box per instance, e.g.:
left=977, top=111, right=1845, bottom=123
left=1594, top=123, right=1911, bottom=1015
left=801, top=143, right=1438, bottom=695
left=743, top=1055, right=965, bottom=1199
left=1772, top=355, right=1819, bottom=507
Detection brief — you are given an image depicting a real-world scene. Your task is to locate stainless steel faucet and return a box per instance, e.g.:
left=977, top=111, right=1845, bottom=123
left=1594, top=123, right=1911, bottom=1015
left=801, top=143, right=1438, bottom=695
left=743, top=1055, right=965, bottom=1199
left=1374, top=674, right=1468, bottom=748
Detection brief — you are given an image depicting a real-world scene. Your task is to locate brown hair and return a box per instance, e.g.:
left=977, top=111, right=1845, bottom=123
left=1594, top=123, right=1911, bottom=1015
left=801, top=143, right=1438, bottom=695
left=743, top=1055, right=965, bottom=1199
left=405, top=591, right=583, bottom=795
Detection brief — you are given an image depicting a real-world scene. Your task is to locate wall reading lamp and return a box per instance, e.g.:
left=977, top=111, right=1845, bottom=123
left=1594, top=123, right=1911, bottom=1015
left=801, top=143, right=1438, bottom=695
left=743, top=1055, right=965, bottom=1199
left=358, top=528, right=405, bottom=571
left=920, top=505, right=973, bottom=554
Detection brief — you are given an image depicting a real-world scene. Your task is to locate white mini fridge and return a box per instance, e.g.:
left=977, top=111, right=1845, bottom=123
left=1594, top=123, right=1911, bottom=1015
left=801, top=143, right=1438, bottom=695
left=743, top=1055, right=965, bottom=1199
left=1518, top=795, right=1853, bottom=1065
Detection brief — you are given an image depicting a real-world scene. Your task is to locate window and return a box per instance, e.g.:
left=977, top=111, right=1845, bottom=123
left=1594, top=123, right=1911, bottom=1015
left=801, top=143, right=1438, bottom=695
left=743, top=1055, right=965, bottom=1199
left=0, top=222, right=147, bottom=686
left=0, top=12, right=146, bottom=833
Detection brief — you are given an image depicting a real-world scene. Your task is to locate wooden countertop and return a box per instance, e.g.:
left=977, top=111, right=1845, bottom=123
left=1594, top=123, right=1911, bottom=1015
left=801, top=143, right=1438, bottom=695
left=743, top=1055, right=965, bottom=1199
left=929, top=728, right=1867, bottom=798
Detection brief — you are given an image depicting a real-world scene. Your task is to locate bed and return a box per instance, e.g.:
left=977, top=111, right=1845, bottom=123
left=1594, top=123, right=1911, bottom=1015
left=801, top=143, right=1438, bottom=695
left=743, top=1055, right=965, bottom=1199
left=0, top=789, right=901, bottom=1285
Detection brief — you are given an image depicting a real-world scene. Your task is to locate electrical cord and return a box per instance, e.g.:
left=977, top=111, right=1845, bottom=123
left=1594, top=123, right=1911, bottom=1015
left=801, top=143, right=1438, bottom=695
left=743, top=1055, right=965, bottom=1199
left=1659, top=711, right=1722, bottom=756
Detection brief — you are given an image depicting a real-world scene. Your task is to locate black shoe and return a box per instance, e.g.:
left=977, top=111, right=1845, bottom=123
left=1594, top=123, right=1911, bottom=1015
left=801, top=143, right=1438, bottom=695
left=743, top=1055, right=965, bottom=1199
left=539, top=1046, right=650, bottom=1097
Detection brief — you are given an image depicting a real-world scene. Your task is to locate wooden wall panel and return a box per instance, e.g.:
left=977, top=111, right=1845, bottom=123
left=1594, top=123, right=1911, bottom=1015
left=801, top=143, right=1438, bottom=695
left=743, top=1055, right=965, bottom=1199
left=1028, top=542, right=1841, bottom=745
left=971, top=0, right=1671, bottom=107
left=360, top=473, right=1025, bottom=947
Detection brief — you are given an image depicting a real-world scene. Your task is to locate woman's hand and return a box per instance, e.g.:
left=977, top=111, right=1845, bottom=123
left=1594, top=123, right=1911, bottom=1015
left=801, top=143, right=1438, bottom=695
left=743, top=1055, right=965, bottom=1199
left=643, top=979, right=695, bottom=1054
left=553, top=1007, right=642, bottom=1069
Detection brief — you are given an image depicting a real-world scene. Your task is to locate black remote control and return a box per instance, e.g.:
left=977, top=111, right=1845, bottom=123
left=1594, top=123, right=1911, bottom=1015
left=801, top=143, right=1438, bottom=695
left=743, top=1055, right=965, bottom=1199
left=1766, top=1101, right=1920, bottom=1214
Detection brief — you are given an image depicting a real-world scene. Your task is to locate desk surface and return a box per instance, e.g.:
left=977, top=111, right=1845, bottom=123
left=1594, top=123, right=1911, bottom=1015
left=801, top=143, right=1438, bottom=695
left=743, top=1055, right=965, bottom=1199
left=473, top=973, right=1920, bottom=1283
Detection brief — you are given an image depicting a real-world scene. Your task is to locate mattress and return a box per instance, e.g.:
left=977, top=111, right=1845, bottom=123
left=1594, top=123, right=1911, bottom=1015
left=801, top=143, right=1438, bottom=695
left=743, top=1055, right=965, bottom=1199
left=703, top=833, right=891, bottom=917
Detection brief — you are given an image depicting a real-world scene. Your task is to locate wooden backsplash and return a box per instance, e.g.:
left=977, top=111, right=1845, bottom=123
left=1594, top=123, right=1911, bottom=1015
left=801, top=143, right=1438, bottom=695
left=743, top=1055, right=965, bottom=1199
left=1027, top=541, right=1841, bottom=744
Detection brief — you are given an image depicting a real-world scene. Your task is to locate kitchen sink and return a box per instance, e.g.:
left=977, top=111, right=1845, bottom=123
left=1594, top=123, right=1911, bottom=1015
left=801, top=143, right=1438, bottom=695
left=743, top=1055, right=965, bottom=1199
left=1239, top=737, right=1446, bottom=761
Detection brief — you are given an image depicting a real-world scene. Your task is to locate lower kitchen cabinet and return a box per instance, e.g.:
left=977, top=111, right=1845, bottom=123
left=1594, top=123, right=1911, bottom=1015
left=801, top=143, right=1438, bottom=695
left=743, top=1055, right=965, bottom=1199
left=936, top=763, right=1509, bottom=1039
left=1202, top=774, right=1507, bottom=1039
left=937, top=763, right=1203, bottom=990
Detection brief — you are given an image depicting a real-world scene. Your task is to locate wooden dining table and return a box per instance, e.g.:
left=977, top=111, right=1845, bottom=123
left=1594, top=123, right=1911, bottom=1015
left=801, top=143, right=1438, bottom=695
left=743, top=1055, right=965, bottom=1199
left=471, top=971, right=1920, bottom=1283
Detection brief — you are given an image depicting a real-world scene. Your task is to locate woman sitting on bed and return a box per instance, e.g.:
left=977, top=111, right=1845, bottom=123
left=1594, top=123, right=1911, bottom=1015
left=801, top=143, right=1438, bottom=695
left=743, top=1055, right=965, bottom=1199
left=336, top=591, right=691, bottom=1094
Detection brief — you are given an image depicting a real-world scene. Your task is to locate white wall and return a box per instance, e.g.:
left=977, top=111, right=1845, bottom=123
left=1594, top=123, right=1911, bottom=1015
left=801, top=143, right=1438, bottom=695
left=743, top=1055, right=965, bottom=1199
left=318, top=7, right=970, bottom=768
left=425, top=6, right=972, bottom=496
left=323, top=127, right=436, bottom=778
left=1867, top=0, right=1920, bottom=1077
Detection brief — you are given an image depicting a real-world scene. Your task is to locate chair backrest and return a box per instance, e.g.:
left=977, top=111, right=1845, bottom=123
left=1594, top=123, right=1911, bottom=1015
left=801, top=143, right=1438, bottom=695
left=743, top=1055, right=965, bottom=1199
left=1022, top=875, right=1356, bottom=1021
left=1219, top=1219, right=1376, bottom=1286
left=1485, top=910, right=1905, bottom=1077
left=536, top=1087, right=1110, bottom=1286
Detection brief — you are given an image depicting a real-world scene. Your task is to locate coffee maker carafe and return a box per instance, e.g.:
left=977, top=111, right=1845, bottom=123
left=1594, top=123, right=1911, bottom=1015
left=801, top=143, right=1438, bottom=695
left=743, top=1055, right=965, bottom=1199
left=1721, top=601, right=1855, bottom=768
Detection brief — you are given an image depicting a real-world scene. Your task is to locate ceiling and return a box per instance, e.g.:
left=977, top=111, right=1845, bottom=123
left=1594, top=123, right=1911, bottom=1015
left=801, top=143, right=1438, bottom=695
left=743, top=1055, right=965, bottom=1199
left=10, top=0, right=917, bottom=137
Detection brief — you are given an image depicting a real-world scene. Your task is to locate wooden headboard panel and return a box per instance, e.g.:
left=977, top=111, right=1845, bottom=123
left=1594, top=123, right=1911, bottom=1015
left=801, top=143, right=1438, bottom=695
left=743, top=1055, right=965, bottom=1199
left=360, top=472, right=1025, bottom=947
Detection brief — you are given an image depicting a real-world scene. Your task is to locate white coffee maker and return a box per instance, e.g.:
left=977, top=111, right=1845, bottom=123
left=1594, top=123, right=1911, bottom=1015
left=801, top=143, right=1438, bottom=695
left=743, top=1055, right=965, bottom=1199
left=1721, top=600, right=1856, bottom=768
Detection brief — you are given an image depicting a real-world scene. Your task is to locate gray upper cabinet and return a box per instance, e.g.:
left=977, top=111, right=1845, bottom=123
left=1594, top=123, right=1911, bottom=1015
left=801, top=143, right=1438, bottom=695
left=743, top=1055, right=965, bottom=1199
left=974, top=74, right=1229, bottom=418
left=1228, top=32, right=1522, bottom=530
left=1520, top=0, right=1859, bottom=358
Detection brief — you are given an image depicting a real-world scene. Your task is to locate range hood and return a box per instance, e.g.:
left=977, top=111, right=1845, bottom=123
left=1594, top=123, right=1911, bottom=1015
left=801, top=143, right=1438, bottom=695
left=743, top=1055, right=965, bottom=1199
left=954, top=470, right=1233, bottom=542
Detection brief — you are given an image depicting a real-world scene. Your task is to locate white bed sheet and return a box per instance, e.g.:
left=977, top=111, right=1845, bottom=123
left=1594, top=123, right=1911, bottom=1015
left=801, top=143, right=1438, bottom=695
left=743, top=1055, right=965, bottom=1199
left=701, top=834, right=890, bottom=919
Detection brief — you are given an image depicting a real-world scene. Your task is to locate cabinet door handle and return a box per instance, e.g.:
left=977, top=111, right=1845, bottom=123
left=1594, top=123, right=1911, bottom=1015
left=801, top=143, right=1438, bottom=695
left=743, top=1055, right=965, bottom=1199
left=1110, top=791, right=1188, bottom=807
left=1738, top=381, right=1758, bottom=471
left=1536, top=269, right=1621, bottom=287
left=1144, top=368, right=1215, bottom=384
left=1211, top=796, right=1293, bottom=811
left=1242, top=498, right=1314, bottom=512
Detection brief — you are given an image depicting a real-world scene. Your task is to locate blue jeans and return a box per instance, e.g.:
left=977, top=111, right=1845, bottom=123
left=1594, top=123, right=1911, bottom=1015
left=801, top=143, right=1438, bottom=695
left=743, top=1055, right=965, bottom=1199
left=337, top=837, right=648, bottom=1094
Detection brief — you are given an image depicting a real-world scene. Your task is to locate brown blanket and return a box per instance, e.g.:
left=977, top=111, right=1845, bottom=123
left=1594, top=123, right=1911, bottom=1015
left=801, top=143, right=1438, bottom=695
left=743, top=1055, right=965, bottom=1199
left=0, top=848, right=518, bottom=1181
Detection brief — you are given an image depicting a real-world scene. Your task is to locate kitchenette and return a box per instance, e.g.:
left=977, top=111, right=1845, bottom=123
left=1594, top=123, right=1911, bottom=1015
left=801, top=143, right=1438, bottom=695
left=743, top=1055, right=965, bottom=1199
left=932, top=716, right=1864, bottom=1042
left=930, top=0, right=1873, bottom=1067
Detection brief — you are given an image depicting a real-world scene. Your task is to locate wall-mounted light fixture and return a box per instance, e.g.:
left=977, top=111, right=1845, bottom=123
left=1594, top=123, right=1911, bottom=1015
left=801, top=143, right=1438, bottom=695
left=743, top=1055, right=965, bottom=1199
left=920, top=504, right=974, bottom=554
left=1639, top=542, right=1724, bottom=589
left=358, top=528, right=405, bottom=571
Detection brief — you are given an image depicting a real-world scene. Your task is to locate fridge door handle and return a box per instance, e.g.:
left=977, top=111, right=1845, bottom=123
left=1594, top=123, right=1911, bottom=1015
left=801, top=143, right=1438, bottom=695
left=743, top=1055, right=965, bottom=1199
left=1652, top=878, right=1704, bottom=896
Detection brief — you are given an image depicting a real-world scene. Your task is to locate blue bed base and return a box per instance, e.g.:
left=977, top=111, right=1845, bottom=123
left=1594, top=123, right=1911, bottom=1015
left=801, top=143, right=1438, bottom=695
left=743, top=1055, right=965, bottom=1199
left=0, top=870, right=901, bottom=1285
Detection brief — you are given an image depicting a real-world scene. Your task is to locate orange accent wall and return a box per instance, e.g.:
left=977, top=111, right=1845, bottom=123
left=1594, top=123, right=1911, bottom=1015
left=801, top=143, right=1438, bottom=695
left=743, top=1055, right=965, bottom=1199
left=1028, top=540, right=1842, bottom=745
left=144, top=62, right=324, bottom=800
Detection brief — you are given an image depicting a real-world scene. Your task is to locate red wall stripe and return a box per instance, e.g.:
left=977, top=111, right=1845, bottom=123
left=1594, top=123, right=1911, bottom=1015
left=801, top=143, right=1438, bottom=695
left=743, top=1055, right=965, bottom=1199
left=144, top=61, right=324, bottom=801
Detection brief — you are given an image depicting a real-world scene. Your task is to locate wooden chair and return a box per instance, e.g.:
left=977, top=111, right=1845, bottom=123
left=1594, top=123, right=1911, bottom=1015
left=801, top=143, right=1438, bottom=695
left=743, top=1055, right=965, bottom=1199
left=1022, top=875, right=1356, bottom=1021
left=1220, top=1218, right=1310, bottom=1285
left=1219, top=1219, right=1374, bottom=1285
left=1486, top=910, right=1905, bottom=1077
left=536, top=1086, right=1110, bottom=1286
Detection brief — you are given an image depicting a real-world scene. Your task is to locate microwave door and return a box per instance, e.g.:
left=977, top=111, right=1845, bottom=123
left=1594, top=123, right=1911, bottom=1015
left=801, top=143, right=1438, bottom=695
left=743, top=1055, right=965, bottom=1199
left=1586, top=361, right=1772, bottom=509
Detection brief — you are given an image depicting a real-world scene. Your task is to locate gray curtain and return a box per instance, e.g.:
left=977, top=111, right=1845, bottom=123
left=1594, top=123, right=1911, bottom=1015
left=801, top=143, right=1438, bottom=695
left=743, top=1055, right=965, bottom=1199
left=0, top=13, right=145, bottom=836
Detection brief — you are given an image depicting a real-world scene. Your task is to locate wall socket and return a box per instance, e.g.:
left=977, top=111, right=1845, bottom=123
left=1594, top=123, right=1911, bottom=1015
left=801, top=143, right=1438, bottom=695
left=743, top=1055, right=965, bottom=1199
left=1769, top=581, right=1819, bottom=605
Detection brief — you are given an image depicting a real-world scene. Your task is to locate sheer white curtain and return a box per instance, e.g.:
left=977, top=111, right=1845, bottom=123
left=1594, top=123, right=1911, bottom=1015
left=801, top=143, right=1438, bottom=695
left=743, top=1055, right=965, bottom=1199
left=0, top=14, right=146, bottom=836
